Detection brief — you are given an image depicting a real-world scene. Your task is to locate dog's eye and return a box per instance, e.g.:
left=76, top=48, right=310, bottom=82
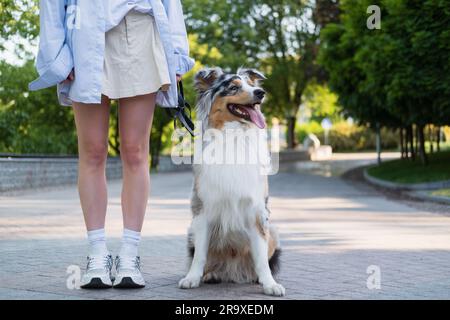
left=230, top=85, right=240, bottom=91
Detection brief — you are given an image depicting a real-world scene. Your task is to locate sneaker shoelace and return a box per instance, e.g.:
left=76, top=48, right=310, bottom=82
left=86, top=255, right=112, bottom=271
left=116, top=256, right=141, bottom=271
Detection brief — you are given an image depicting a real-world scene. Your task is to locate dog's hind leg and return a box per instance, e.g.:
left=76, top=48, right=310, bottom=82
left=179, top=214, right=209, bottom=289
left=249, top=226, right=285, bottom=296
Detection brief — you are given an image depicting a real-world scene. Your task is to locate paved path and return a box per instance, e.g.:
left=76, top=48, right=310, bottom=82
left=1, top=153, right=449, bottom=300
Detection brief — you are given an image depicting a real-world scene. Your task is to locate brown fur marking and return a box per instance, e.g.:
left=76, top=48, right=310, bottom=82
left=208, top=93, right=254, bottom=130
left=256, top=219, right=277, bottom=259
left=268, top=229, right=277, bottom=259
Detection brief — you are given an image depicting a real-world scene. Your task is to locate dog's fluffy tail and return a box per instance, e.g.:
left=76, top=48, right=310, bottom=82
left=269, top=248, right=281, bottom=275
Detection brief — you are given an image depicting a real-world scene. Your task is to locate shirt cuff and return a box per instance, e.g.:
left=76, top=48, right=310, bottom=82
left=175, top=53, right=195, bottom=76
left=29, top=44, right=73, bottom=91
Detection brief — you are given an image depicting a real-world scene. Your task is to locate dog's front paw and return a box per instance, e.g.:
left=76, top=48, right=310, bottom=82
left=263, top=283, right=286, bottom=296
left=178, top=276, right=201, bottom=289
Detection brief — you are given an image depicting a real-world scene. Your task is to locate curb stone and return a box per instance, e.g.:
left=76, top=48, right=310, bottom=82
left=363, top=167, right=450, bottom=191
left=407, top=191, right=450, bottom=205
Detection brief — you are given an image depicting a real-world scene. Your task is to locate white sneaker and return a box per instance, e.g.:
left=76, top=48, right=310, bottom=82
left=113, top=255, right=145, bottom=288
left=80, top=254, right=113, bottom=289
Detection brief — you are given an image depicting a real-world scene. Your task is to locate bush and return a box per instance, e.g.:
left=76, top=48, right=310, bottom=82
left=0, top=60, right=78, bottom=155
left=296, top=121, right=399, bottom=152
left=296, top=121, right=324, bottom=144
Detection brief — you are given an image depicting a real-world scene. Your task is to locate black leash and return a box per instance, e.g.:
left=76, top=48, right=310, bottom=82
left=165, top=80, right=195, bottom=136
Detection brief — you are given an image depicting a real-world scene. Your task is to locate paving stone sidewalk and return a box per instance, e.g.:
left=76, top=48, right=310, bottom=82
left=1, top=153, right=449, bottom=300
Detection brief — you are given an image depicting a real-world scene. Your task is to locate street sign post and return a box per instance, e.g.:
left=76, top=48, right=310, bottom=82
left=321, top=118, right=332, bottom=145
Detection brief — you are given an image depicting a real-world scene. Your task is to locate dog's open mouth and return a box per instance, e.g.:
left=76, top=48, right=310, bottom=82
left=227, top=103, right=266, bottom=129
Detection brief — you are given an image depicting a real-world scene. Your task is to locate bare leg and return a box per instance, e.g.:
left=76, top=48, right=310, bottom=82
left=118, top=93, right=156, bottom=231
left=73, top=95, right=111, bottom=231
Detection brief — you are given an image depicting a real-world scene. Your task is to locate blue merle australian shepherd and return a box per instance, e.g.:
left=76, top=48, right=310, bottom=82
left=178, top=67, right=285, bottom=296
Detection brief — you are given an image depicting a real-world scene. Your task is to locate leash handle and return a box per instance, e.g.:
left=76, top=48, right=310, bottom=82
left=178, top=80, right=185, bottom=99
left=165, top=80, right=195, bottom=136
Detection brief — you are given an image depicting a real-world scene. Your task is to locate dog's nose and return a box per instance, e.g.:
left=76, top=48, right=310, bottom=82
left=254, top=89, right=266, bottom=100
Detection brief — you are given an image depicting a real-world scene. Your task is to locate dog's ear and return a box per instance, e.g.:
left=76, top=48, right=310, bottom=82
left=194, top=67, right=223, bottom=93
left=237, top=68, right=267, bottom=85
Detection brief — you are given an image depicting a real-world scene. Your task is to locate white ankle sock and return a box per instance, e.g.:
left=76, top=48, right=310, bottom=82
left=119, top=228, right=141, bottom=257
left=87, top=228, right=109, bottom=256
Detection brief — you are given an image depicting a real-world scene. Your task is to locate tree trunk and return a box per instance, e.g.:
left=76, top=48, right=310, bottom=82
left=399, top=127, right=405, bottom=159
left=417, top=124, right=428, bottom=165
left=404, top=127, right=410, bottom=160
left=428, top=125, right=434, bottom=153
left=375, top=123, right=381, bottom=165
left=407, top=125, right=415, bottom=161
left=415, top=125, right=419, bottom=156
left=286, top=116, right=297, bottom=149
left=436, top=126, right=441, bottom=152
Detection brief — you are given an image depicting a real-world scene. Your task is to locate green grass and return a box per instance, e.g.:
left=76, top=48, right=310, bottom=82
left=429, top=188, right=450, bottom=198
left=367, top=151, right=450, bottom=184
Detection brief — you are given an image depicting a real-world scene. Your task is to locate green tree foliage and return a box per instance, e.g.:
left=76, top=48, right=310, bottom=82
left=302, top=82, right=340, bottom=123
left=0, top=60, right=78, bottom=154
left=1, top=0, right=38, bottom=39
left=183, top=0, right=320, bottom=148
left=313, top=0, right=340, bottom=28
left=319, top=0, right=450, bottom=164
left=319, top=0, right=400, bottom=129
left=3, top=0, right=448, bottom=164
left=0, top=0, right=38, bottom=59
left=0, top=0, right=215, bottom=168
left=1, top=0, right=78, bottom=155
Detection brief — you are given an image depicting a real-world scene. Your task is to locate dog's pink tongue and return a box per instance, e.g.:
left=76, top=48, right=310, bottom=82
left=247, top=107, right=266, bottom=129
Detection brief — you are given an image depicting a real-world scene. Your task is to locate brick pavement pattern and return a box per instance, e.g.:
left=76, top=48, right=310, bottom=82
left=1, top=154, right=449, bottom=299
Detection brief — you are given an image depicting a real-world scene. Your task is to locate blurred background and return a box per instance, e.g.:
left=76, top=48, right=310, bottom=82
left=1, top=1, right=450, bottom=300
left=1, top=0, right=449, bottom=171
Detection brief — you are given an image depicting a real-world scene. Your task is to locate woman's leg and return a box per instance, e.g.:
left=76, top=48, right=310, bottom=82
left=74, top=96, right=116, bottom=289
left=111, top=93, right=155, bottom=288
left=118, top=93, right=156, bottom=232
left=73, top=95, right=111, bottom=231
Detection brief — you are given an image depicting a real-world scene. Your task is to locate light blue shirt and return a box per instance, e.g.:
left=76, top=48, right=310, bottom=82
left=29, top=0, right=195, bottom=108
left=104, top=0, right=152, bottom=32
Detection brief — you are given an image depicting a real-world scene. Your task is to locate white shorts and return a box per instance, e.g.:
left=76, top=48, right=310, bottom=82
left=101, top=10, right=171, bottom=99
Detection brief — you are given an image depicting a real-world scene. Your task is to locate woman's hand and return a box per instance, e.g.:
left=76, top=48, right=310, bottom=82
left=176, top=74, right=182, bottom=83
left=61, top=69, right=75, bottom=84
